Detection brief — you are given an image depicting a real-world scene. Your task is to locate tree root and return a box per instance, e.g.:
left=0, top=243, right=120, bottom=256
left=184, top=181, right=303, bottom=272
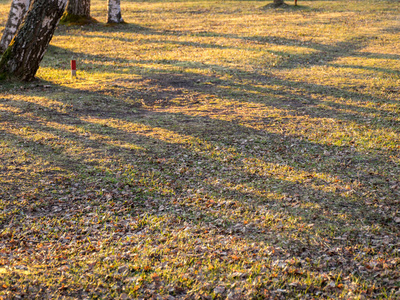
left=60, top=12, right=98, bottom=25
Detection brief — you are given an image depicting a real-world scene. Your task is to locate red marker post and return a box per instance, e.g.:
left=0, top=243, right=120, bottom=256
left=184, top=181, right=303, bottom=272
left=71, top=60, right=77, bottom=78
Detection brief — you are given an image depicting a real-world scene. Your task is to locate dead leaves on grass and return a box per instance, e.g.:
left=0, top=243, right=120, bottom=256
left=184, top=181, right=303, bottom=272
left=1, top=0, right=400, bottom=298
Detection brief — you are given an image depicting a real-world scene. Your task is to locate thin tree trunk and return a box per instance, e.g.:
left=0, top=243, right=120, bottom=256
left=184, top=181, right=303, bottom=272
left=0, top=0, right=67, bottom=81
left=0, top=0, right=31, bottom=54
left=107, top=0, right=124, bottom=24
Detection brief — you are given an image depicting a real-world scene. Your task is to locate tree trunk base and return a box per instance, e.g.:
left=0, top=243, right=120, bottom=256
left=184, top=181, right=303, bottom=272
left=60, top=12, right=98, bottom=25
left=263, top=2, right=289, bottom=8
left=0, top=47, right=12, bottom=80
left=106, top=20, right=127, bottom=26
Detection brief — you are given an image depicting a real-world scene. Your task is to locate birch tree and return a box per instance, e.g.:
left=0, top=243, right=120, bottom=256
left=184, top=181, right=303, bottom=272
left=60, top=0, right=95, bottom=24
left=107, top=0, right=124, bottom=24
left=0, top=0, right=31, bottom=54
left=0, top=0, right=68, bottom=81
left=66, top=0, right=90, bottom=17
left=265, top=0, right=289, bottom=7
left=272, top=0, right=285, bottom=6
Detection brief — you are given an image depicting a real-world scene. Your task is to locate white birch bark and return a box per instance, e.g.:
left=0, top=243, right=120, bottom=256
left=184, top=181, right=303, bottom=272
left=107, top=0, right=123, bottom=24
left=0, top=0, right=31, bottom=54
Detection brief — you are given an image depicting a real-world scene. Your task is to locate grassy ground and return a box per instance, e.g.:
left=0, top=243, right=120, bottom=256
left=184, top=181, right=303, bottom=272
left=0, top=0, right=399, bottom=298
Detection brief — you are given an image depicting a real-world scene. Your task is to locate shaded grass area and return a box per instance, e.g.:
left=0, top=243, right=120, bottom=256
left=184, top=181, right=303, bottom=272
left=0, top=0, right=399, bottom=299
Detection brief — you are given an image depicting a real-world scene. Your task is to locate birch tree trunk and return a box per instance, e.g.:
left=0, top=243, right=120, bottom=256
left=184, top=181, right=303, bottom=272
left=65, top=0, right=90, bottom=17
left=0, top=0, right=67, bottom=81
left=273, top=0, right=285, bottom=6
left=107, top=0, right=124, bottom=24
left=60, top=0, right=96, bottom=24
left=265, top=0, right=287, bottom=8
left=0, top=0, right=31, bottom=54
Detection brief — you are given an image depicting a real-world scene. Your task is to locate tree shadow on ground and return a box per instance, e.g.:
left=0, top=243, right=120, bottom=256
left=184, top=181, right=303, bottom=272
left=55, top=21, right=400, bottom=79
left=42, top=42, right=400, bottom=135
left=1, top=88, right=398, bottom=297
left=1, top=15, right=399, bottom=297
left=1, top=83, right=398, bottom=228
left=1, top=75, right=399, bottom=298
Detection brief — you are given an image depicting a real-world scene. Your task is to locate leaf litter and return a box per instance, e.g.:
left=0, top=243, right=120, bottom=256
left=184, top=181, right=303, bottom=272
left=1, top=0, right=400, bottom=299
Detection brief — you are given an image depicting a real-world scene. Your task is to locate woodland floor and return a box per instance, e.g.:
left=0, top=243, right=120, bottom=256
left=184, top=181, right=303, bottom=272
left=0, top=0, right=399, bottom=299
